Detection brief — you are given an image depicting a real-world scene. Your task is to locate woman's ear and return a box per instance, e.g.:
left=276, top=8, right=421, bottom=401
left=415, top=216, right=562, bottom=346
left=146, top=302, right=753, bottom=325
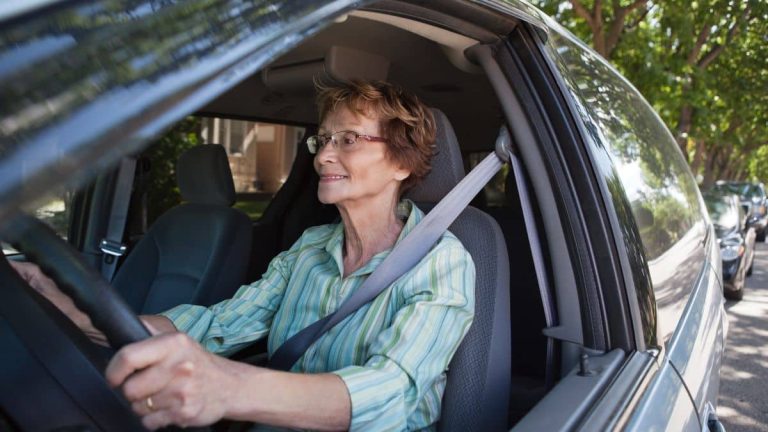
left=394, top=167, right=411, bottom=182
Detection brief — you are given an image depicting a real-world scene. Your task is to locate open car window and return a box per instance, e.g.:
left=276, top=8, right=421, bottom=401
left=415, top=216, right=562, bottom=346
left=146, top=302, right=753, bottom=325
left=199, top=116, right=305, bottom=220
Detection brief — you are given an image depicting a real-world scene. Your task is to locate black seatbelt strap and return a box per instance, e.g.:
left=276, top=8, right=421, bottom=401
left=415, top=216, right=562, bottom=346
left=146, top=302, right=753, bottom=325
left=269, top=127, right=513, bottom=371
left=100, top=157, right=136, bottom=282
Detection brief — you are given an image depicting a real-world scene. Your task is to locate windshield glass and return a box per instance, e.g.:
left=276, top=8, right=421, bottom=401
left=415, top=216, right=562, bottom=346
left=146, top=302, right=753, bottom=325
left=704, top=195, right=738, bottom=228
left=711, top=182, right=754, bottom=199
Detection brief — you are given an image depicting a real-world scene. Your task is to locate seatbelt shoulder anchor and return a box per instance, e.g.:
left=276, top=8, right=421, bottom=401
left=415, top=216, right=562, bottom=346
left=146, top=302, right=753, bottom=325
left=494, top=125, right=514, bottom=163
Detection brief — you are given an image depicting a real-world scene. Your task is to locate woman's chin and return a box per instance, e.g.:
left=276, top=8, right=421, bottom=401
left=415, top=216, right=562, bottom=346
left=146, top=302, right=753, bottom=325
left=317, top=192, right=340, bottom=205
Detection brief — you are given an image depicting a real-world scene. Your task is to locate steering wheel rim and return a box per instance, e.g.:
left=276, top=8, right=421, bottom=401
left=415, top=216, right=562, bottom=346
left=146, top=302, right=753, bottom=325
left=1, top=213, right=151, bottom=348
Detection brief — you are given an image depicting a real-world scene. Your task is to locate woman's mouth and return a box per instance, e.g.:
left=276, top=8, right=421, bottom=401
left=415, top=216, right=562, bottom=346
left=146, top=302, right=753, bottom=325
left=320, top=175, right=348, bottom=181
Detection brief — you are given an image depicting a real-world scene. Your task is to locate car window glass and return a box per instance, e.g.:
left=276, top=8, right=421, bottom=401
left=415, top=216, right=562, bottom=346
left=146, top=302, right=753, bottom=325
left=467, top=152, right=509, bottom=208
left=199, top=116, right=305, bottom=220
left=139, top=116, right=304, bottom=230
left=704, top=195, right=738, bottom=229
left=712, top=182, right=750, bottom=199
left=2, top=190, right=73, bottom=255
left=543, top=30, right=707, bottom=345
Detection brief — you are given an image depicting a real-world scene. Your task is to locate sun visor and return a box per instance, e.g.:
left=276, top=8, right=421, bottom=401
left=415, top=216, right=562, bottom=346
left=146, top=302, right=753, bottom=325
left=262, top=46, right=390, bottom=94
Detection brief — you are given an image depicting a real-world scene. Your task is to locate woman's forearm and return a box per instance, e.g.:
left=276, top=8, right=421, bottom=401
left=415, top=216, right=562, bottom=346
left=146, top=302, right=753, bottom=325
left=139, top=314, right=177, bottom=334
left=224, top=363, right=351, bottom=431
left=86, top=315, right=177, bottom=346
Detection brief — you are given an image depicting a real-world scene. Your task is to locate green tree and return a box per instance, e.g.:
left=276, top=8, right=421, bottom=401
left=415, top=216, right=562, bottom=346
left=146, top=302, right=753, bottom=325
left=143, top=117, right=201, bottom=224
left=532, top=0, right=768, bottom=187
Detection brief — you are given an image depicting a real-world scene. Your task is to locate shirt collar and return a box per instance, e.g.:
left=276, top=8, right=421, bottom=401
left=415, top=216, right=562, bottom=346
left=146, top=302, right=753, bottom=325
left=324, top=199, right=424, bottom=278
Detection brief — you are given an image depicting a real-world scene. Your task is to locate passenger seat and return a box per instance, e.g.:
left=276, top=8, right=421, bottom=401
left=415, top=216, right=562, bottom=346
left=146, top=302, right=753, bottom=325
left=112, top=144, right=252, bottom=314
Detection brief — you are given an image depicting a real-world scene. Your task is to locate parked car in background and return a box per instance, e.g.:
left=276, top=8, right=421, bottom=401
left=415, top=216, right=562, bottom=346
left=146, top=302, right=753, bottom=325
left=0, top=0, right=728, bottom=431
left=704, top=192, right=756, bottom=300
left=712, top=181, right=768, bottom=241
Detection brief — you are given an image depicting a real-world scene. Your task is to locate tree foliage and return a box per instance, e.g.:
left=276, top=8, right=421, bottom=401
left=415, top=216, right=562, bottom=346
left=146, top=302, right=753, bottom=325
left=142, top=117, right=201, bottom=225
left=532, top=0, right=768, bottom=188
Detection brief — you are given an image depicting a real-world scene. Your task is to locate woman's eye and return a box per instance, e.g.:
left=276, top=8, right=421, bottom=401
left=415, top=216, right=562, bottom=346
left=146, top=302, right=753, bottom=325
left=341, top=133, right=357, bottom=146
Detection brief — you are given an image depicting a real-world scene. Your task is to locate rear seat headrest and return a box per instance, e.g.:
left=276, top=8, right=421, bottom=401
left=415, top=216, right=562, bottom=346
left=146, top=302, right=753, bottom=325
left=177, top=144, right=236, bottom=206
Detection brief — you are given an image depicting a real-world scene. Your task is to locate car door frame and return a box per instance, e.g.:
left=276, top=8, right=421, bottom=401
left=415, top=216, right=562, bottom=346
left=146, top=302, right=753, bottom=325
left=475, top=11, right=723, bottom=430
left=500, top=16, right=727, bottom=432
left=469, top=21, right=640, bottom=429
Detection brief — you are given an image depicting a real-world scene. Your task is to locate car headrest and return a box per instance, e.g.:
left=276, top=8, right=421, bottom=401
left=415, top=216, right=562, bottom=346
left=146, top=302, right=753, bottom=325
left=177, top=144, right=236, bottom=206
left=405, top=108, right=465, bottom=202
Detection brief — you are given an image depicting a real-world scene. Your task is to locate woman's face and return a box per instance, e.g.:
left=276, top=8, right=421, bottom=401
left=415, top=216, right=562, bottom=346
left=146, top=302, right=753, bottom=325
left=314, top=106, right=410, bottom=207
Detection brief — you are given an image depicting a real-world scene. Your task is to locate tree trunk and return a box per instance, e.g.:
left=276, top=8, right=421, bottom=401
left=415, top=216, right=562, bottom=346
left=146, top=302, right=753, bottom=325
left=677, top=103, right=694, bottom=157
left=689, top=139, right=706, bottom=175
left=701, top=145, right=722, bottom=188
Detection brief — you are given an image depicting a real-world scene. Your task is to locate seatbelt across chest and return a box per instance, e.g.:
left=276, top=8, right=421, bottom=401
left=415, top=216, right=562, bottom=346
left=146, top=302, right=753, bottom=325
left=269, top=127, right=513, bottom=371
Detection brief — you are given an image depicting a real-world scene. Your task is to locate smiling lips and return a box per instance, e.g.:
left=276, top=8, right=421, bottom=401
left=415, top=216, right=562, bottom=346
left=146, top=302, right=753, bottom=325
left=320, top=174, right=349, bottom=181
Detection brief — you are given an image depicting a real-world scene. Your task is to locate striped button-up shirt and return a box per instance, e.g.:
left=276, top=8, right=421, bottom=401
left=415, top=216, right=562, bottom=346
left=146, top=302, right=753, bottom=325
left=161, top=200, right=476, bottom=431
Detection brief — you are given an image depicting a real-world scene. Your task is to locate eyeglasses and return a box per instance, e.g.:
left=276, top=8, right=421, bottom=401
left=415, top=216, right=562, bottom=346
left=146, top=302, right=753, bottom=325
left=306, top=131, right=387, bottom=154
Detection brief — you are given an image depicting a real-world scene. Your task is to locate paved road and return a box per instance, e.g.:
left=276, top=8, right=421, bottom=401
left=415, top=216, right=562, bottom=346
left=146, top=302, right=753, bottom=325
left=718, top=241, right=768, bottom=431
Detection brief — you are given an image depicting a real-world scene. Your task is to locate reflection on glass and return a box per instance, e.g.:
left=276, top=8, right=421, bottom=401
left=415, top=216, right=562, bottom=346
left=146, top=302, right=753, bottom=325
left=711, top=182, right=760, bottom=200
left=704, top=194, right=739, bottom=231
left=545, top=30, right=707, bottom=346
left=4, top=192, right=72, bottom=255
left=547, top=36, right=703, bottom=260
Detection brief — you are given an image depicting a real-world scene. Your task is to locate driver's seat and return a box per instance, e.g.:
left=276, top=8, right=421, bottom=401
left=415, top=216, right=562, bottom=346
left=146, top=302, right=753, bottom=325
left=407, top=109, right=512, bottom=431
left=112, top=144, right=252, bottom=314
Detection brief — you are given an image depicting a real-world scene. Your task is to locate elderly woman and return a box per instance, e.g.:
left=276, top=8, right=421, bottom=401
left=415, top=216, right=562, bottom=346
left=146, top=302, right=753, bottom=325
left=13, top=80, right=475, bottom=431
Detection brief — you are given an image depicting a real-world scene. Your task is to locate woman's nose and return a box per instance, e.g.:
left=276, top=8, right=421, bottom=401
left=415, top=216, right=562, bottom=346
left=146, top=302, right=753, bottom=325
left=315, top=139, right=338, bottom=161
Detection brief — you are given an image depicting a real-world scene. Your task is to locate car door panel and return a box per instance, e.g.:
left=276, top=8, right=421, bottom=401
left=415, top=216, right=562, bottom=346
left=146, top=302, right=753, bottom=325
left=666, top=234, right=727, bottom=420
left=625, top=360, right=701, bottom=431
left=512, top=349, right=625, bottom=431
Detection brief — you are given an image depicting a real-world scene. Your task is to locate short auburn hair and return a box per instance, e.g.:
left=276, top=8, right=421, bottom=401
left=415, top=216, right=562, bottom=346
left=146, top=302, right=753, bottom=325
left=316, top=80, right=436, bottom=195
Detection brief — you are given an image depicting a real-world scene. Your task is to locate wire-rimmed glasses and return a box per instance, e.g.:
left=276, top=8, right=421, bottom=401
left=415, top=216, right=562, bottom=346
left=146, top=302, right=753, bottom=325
left=306, top=131, right=387, bottom=154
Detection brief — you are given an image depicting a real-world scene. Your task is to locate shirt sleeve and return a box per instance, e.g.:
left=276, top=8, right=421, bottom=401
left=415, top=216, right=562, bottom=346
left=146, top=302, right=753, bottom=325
left=332, top=239, right=476, bottom=431
left=160, top=247, right=295, bottom=357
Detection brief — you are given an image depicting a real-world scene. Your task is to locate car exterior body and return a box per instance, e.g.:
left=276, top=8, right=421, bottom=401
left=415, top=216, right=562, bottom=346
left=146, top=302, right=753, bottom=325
left=712, top=181, right=768, bottom=242
left=0, top=1, right=728, bottom=431
left=703, top=192, right=756, bottom=300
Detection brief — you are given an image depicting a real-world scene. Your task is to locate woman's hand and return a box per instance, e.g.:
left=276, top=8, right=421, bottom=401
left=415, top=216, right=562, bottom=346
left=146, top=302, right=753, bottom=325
left=106, top=332, right=240, bottom=430
left=9, top=261, right=99, bottom=338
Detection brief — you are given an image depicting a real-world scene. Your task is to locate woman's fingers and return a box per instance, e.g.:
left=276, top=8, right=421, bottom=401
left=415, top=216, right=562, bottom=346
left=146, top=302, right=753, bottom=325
left=106, top=332, right=193, bottom=388
left=8, top=260, right=35, bottom=283
left=140, top=407, right=179, bottom=431
left=121, top=354, right=195, bottom=404
left=109, top=333, right=233, bottom=429
left=129, top=371, right=205, bottom=427
left=9, top=261, right=54, bottom=293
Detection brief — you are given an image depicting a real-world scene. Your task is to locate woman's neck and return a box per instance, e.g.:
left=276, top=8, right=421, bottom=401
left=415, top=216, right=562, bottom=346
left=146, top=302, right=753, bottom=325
left=338, top=196, right=404, bottom=277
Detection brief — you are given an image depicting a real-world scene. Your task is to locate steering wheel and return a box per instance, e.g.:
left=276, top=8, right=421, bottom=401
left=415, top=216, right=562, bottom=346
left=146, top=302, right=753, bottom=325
left=3, top=214, right=151, bottom=346
left=0, top=213, right=150, bottom=431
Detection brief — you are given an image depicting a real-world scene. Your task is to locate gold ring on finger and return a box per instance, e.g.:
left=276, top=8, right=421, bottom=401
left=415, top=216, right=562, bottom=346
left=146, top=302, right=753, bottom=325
left=145, top=396, right=155, bottom=411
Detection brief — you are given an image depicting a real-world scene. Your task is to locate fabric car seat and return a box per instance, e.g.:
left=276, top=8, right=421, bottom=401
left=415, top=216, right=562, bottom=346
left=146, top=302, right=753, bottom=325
left=245, top=128, right=339, bottom=280
left=406, top=109, right=512, bottom=431
left=112, top=144, right=252, bottom=314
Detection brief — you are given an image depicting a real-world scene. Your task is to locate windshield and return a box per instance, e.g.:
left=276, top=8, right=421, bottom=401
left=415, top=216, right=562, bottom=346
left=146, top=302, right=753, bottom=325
left=704, top=195, right=739, bottom=229
left=711, top=182, right=761, bottom=200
